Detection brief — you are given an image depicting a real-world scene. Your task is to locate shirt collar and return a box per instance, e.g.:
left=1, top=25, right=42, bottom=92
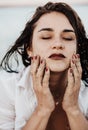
left=17, top=66, right=86, bottom=91
left=17, top=66, right=31, bottom=89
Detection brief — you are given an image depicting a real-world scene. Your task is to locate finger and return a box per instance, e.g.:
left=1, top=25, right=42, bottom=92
left=36, top=59, right=46, bottom=84
left=75, top=54, right=82, bottom=77
left=30, top=55, right=40, bottom=91
left=30, top=55, right=40, bottom=77
left=71, top=55, right=81, bottom=89
left=71, top=54, right=81, bottom=79
left=66, top=68, right=74, bottom=93
left=42, top=67, right=50, bottom=88
left=72, top=54, right=82, bottom=75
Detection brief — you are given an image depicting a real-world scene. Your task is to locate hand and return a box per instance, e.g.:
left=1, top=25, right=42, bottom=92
left=62, top=54, right=82, bottom=113
left=30, top=55, right=55, bottom=116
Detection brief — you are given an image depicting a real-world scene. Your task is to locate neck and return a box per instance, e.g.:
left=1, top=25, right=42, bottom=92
left=49, top=70, right=68, bottom=100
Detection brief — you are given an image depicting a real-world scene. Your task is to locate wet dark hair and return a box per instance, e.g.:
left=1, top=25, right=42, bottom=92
left=0, top=2, right=88, bottom=83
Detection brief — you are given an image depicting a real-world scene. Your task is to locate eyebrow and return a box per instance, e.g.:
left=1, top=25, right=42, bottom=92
left=38, top=28, right=53, bottom=32
left=38, top=28, right=75, bottom=33
left=63, top=29, right=75, bottom=33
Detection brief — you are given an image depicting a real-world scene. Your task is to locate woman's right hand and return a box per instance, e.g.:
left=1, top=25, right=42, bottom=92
left=30, top=55, right=55, bottom=116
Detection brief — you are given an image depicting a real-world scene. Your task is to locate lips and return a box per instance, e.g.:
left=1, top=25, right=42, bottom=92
left=49, top=53, right=65, bottom=60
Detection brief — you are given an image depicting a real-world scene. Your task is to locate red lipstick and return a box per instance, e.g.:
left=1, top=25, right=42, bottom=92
left=49, top=53, right=65, bottom=60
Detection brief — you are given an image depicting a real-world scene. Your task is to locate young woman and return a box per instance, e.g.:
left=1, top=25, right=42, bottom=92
left=0, top=2, right=88, bottom=130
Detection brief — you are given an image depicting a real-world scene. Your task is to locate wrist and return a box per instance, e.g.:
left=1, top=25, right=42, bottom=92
left=65, top=106, right=81, bottom=116
left=36, top=107, right=52, bottom=118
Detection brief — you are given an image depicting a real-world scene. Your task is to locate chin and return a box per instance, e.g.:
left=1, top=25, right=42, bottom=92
left=46, top=59, right=70, bottom=72
left=47, top=63, right=68, bottom=72
left=50, top=67, right=66, bottom=72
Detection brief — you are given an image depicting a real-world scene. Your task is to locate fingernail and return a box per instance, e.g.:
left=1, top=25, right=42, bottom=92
left=70, top=68, right=73, bottom=73
left=77, top=54, right=80, bottom=58
left=41, top=59, right=43, bottom=64
left=31, top=56, right=33, bottom=60
left=35, top=56, right=37, bottom=59
left=45, top=67, right=48, bottom=71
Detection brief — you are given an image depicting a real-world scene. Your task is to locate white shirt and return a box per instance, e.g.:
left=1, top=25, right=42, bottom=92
left=0, top=66, right=88, bottom=130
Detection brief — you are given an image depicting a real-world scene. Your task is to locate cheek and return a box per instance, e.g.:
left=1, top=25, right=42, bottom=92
left=32, top=33, right=50, bottom=57
left=67, top=52, right=74, bottom=62
left=66, top=45, right=76, bottom=62
left=32, top=42, right=48, bottom=58
left=67, top=44, right=76, bottom=56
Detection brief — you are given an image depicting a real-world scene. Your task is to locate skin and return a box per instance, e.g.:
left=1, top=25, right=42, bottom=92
left=25, top=12, right=87, bottom=130
left=28, top=12, right=79, bottom=107
left=31, top=12, right=77, bottom=72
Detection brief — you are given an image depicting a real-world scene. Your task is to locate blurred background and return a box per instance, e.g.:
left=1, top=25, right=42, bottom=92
left=0, top=0, right=88, bottom=71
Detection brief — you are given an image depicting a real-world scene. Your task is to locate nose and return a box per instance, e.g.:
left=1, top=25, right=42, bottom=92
left=51, top=39, right=65, bottom=50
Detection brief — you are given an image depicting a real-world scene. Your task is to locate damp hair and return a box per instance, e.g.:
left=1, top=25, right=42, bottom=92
left=0, top=2, right=88, bottom=84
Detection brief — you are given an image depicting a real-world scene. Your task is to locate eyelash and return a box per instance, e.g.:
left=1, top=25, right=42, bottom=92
left=63, top=37, right=74, bottom=41
left=41, top=37, right=74, bottom=41
left=41, top=37, right=51, bottom=40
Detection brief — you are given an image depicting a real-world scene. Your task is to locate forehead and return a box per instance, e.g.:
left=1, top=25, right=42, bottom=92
left=34, top=12, right=74, bottom=32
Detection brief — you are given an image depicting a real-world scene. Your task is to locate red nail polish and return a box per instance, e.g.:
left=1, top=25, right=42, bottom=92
left=41, top=60, right=43, bottom=64
left=45, top=67, right=48, bottom=71
left=35, top=56, right=37, bottom=59
left=31, top=56, right=33, bottom=60
left=77, top=54, right=80, bottom=58
left=70, top=68, right=73, bottom=73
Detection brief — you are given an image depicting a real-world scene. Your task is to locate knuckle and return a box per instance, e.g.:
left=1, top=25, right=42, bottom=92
left=76, top=74, right=80, bottom=79
left=36, top=73, right=41, bottom=79
left=45, top=74, right=49, bottom=80
left=43, top=80, right=47, bottom=85
left=43, top=89, right=48, bottom=94
left=36, top=75, right=39, bottom=81
left=30, top=70, right=35, bottom=77
left=43, top=79, right=48, bottom=87
left=37, top=71, right=42, bottom=77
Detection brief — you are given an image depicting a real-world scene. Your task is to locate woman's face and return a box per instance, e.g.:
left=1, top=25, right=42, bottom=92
left=29, top=12, right=77, bottom=72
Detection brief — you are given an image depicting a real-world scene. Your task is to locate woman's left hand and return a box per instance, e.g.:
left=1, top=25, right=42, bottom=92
left=62, top=54, right=82, bottom=113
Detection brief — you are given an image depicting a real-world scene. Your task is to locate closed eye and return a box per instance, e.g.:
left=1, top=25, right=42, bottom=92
left=41, top=37, right=51, bottom=40
left=63, top=37, right=74, bottom=41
